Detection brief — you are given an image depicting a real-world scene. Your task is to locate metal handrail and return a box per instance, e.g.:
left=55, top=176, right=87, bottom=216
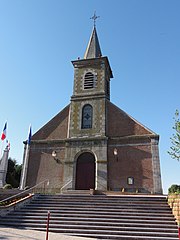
left=60, top=179, right=72, bottom=193
left=0, top=179, right=49, bottom=205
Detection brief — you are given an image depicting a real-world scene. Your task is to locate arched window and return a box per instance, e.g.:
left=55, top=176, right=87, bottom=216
left=84, top=72, right=94, bottom=89
left=81, top=104, right=93, bottom=129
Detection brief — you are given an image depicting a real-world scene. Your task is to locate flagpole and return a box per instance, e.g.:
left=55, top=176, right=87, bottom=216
left=1, top=122, right=7, bottom=159
left=0, top=141, right=4, bottom=159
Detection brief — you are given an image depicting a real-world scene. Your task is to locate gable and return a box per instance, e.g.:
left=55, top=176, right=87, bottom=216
left=106, top=101, right=156, bottom=137
left=32, top=104, right=70, bottom=141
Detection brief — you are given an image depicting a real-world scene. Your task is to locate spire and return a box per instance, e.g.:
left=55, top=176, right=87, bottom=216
left=84, top=26, right=102, bottom=59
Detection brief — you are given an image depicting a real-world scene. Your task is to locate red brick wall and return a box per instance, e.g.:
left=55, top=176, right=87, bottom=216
left=32, top=104, right=70, bottom=140
left=106, top=101, right=153, bottom=137
left=106, top=100, right=155, bottom=193
left=26, top=143, right=66, bottom=188
left=107, top=140, right=154, bottom=193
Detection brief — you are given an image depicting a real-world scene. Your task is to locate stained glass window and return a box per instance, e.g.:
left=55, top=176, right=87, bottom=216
left=82, top=104, right=93, bottom=129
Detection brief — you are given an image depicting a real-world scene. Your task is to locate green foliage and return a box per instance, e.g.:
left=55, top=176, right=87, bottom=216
left=168, top=184, right=180, bottom=194
left=3, top=183, right=12, bottom=189
left=168, top=109, right=180, bottom=161
left=6, top=158, right=22, bottom=188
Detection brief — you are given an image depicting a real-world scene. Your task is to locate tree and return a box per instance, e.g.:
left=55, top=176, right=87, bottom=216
left=168, top=110, right=180, bottom=161
left=168, top=184, right=180, bottom=194
left=6, top=158, right=22, bottom=188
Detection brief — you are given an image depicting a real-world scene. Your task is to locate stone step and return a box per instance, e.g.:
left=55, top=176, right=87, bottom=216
left=1, top=214, right=176, bottom=224
left=20, top=205, right=172, bottom=214
left=0, top=218, right=177, bottom=230
left=30, top=200, right=169, bottom=207
left=24, top=206, right=171, bottom=213
left=0, top=193, right=178, bottom=239
left=38, top=195, right=167, bottom=203
left=48, top=232, right=179, bottom=240
left=24, top=200, right=171, bottom=208
left=7, top=210, right=175, bottom=220
left=29, top=200, right=170, bottom=205
left=61, top=190, right=91, bottom=195
left=0, top=221, right=178, bottom=233
left=20, top=204, right=171, bottom=214
left=37, top=194, right=167, bottom=199
left=22, top=226, right=179, bottom=238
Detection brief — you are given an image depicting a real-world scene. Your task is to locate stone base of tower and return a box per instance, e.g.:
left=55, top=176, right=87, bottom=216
left=63, top=137, right=108, bottom=191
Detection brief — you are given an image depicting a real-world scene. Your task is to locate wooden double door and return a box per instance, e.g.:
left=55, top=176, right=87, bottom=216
left=75, top=152, right=95, bottom=190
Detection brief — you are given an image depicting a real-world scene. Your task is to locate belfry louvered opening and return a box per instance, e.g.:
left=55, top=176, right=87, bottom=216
left=84, top=72, right=94, bottom=89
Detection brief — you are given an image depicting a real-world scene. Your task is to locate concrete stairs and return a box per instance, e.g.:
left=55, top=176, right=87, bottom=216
left=0, top=193, right=179, bottom=239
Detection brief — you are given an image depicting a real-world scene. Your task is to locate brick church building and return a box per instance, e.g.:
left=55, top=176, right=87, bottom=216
left=21, top=25, right=162, bottom=194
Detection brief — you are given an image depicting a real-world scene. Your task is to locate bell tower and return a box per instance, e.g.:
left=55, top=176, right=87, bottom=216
left=64, top=22, right=113, bottom=190
left=68, top=26, right=113, bottom=139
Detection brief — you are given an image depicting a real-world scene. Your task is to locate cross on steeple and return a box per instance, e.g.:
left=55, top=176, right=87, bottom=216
left=90, top=11, right=100, bottom=27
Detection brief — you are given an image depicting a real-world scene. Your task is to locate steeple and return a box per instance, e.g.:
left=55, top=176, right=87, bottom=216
left=84, top=26, right=102, bottom=59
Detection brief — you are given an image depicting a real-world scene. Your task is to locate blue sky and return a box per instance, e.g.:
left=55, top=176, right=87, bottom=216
left=0, top=0, right=179, bottom=193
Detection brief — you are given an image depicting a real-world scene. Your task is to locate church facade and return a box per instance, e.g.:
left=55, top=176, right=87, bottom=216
left=22, top=26, right=162, bottom=194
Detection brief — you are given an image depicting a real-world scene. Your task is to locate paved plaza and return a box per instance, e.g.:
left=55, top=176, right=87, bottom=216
left=0, top=227, right=96, bottom=240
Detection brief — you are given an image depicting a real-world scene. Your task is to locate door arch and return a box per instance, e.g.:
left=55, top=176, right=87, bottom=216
left=75, top=152, right=95, bottom=190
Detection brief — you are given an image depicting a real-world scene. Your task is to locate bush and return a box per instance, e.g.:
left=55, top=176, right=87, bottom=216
left=168, top=184, right=180, bottom=194
left=3, top=183, right=13, bottom=189
left=6, top=158, right=22, bottom=188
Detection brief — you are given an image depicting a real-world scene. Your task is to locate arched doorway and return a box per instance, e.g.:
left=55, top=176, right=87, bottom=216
left=75, top=152, right=95, bottom=190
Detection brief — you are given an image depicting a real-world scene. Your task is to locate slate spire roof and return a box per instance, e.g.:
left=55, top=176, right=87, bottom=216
left=84, top=26, right=102, bottom=59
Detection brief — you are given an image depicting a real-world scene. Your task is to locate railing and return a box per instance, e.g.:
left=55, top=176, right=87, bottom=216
left=0, top=179, right=49, bottom=206
left=60, top=179, right=72, bottom=193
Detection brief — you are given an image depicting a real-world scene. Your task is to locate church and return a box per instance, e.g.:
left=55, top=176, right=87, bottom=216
left=21, top=24, right=162, bottom=194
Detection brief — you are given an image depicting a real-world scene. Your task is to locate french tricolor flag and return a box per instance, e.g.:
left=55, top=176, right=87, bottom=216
left=1, top=122, right=7, bottom=141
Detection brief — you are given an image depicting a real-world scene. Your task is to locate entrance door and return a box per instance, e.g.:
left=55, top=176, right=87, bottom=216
left=75, top=152, right=95, bottom=190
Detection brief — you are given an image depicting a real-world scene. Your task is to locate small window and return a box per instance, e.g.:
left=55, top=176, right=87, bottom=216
left=127, top=177, right=134, bottom=185
left=84, top=72, right=94, bottom=89
left=82, top=104, right=93, bottom=129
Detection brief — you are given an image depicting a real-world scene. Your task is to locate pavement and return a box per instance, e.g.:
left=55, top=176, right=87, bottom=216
left=0, top=227, right=97, bottom=240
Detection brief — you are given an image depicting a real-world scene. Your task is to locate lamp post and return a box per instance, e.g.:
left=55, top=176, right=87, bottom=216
left=52, top=151, right=59, bottom=163
left=113, top=148, right=118, bottom=161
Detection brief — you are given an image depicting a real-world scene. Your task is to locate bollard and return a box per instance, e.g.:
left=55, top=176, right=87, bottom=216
left=46, top=211, right=50, bottom=240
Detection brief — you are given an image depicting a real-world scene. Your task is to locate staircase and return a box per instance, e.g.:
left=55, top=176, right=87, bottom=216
left=0, top=193, right=179, bottom=239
